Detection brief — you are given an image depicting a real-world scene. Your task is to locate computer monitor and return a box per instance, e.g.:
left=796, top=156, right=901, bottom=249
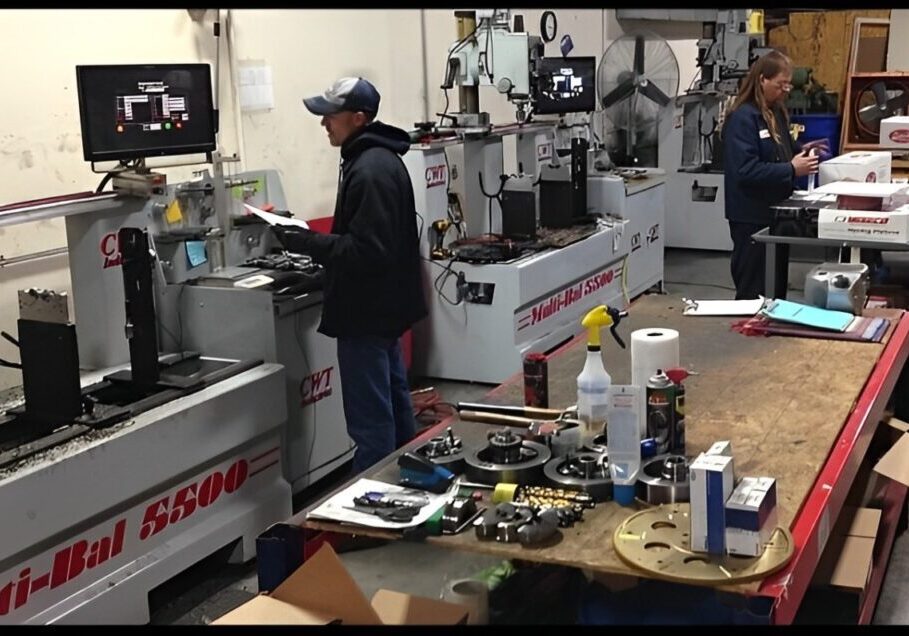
left=534, top=56, right=597, bottom=115
left=76, top=64, right=216, bottom=163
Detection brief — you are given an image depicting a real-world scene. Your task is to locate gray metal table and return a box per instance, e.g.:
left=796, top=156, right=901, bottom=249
left=751, top=227, right=909, bottom=299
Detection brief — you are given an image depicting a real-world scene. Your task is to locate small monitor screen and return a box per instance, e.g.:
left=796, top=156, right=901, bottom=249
left=534, top=56, right=597, bottom=115
left=76, top=64, right=216, bottom=162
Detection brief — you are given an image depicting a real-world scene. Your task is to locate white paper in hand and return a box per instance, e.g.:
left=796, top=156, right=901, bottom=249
left=243, top=203, right=310, bottom=230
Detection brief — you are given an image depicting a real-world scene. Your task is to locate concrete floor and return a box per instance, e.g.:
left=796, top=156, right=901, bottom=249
left=148, top=247, right=909, bottom=625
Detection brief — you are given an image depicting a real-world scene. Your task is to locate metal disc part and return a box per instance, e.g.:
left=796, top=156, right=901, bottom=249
left=583, top=432, right=608, bottom=455
left=636, top=454, right=690, bottom=504
left=414, top=428, right=467, bottom=473
left=464, top=429, right=551, bottom=486
left=543, top=451, right=613, bottom=502
left=613, top=503, right=794, bottom=585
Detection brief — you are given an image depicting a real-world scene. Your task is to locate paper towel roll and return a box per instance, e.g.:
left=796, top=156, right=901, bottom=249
left=631, top=328, right=680, bottom=437
left=442, top=579, right=489, bottom=625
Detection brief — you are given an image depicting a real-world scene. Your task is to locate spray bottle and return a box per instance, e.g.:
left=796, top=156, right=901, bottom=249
left=577, top=305, right=627, bottom=449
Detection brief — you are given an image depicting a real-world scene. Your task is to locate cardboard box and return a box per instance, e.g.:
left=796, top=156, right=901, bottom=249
left=819, top=151, right=891, bottom=186
left=211, top=543, right=469, bottom=625
left=818, top=207, right=909, bottom=244
left=689, top=453, right=735, bottom=554
left=880, top=116, right=909, bottom=149
left=812, top=506, right=881, bottom=593
left=724, top=477, right=778, bottom=557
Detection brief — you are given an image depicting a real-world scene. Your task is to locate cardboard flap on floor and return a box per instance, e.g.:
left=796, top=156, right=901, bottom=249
left=873, top=432, right=909, bottom=487
left=371, top=589, right=472, bottom=625
left=210, top=543, right=469, bottom=625
left=210, top=595, right=337, bottom=625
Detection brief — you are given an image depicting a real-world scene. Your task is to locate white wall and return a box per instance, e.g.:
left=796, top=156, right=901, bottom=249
left=0, top=9, right=226, bottom=390
left=0, top=8, right=699, bottom=391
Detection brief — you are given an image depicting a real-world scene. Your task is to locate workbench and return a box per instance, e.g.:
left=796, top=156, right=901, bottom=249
left=295, top=293, right=909, bottom=624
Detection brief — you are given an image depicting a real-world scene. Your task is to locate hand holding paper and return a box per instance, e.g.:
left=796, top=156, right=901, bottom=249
left=243, top=203, right=310, bottom=230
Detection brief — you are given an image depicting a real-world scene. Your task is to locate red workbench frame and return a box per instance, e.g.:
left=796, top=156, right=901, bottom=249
left=757, top=313, right=909, bottom=624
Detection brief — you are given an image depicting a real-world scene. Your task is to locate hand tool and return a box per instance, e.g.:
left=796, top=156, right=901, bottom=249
left=343, top=505, right=419, bottom=523
left=353, top=490, right=430, bottom=510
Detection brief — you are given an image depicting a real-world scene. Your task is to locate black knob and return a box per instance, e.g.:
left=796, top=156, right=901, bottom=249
left=832, top=274, right=850, bottom=289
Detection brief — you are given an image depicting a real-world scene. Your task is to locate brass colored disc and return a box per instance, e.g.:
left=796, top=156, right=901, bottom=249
left=613, top=503, right=794, bottom=585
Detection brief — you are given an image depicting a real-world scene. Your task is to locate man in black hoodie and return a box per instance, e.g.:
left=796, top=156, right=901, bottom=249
left=272, top=77, right=427, bottom=473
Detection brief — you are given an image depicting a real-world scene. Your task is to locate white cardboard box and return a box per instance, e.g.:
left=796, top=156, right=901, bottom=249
left=724, top=477, right=778, bottom=557
left=818, top=151, right=892, bottom=186
left=880, top=116, right=909, bottom=149
left=818, top=207, right=909, bottom=244
left=690, top=453, right=735, bottom=554
left=705, top=440, right=732, bottom=457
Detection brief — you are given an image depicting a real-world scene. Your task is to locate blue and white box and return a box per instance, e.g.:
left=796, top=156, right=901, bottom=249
left=690, top=453, right=735, bottom=554
left=724, top=477, right=778, bottom=557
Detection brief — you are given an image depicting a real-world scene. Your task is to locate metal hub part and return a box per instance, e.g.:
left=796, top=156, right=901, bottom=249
left=583, top=432, right=608, bottom=455
left=464, top=429, right=551, bottom=486
left=636, top=454, right=691, bottom=504
left=613, top=503, right=794, bottom=585
left=414, top=427, right=466, bottom=472
left=543, top=451, right=613, bottom=502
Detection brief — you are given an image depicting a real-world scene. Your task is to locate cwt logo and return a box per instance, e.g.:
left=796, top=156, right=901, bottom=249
left=99, top=232, right=122, bottom=269
left=425, top=165, right=447, bottom=188
left=300, top=366, right=334, bottom=407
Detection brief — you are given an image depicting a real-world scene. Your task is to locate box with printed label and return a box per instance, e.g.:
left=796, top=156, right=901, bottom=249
left=690, top=453, right=735, bottom=554
left=880, top=116, right=909, bottom=149
left=819, top=151, right=891, bottom=186
left=724, top=477, right=778, bottom=557
left=818, top=207, right=909, bottom=244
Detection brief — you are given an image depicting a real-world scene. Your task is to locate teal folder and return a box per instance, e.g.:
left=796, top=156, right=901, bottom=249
left=760, top=299, right=854, bottom=332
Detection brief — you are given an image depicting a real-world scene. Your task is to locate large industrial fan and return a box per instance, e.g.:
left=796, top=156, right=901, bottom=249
left=855, top=80, right=909, bottom=137
left=597, top=32, right=679, bottom=167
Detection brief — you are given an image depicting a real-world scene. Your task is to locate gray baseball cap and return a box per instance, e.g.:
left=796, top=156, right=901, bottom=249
left=303, top=77, right=381, bottom=116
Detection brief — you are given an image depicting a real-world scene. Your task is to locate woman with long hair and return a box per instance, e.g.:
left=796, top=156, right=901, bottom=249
left=723, top=50, right=827, bottom=300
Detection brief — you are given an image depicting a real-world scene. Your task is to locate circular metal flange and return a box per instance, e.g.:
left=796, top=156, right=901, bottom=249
left=583, top=432, right=608, bottom=455
left=414, top=430, right=467, bottom=473
left=464, top=430, right=551, bottom=486
left=636, top=454, right=691, bottom=504
left=613, top=503, right=794, bottom=585
left=543, top=451, right=613, bottom=502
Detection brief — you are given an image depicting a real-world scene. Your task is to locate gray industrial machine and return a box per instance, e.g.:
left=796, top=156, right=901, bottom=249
left=0, top=61, right=349, bottom=623
left=653, top=9, right=772, bottom=250
left=405, top=9, right=666, bottom=383
left=804, top=263, right=870, bottom=315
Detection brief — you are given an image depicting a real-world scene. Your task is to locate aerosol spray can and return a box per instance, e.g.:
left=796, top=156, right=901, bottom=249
left=646, top=370, right=675, bottom=455
left=665, top=367, right=690, bottom=455
left=523, top=353, right=549, bottom=408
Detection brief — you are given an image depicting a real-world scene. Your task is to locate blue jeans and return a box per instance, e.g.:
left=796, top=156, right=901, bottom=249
left=336, top=335, right=417, bottom=473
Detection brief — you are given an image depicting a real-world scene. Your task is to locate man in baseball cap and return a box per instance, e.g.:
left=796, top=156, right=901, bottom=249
left=275, top=77, right=427, bottom=474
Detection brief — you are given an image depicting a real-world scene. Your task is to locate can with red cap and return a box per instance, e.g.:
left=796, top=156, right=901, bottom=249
left=523, top=352, right=549, bottom=408
left=665, top=367, right=690, bottom=455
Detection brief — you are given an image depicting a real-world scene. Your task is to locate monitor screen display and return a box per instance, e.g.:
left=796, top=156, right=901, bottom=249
left=534, top=56, right=597, bottom=115
left=76, top=64, right=216, bottom=162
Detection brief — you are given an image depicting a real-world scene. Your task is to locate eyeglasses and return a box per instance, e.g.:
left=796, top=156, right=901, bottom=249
left=773, top=80, right=793, bottom=91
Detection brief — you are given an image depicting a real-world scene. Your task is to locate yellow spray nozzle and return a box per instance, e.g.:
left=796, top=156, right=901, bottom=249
left=581, top=305, right=615, bottom=348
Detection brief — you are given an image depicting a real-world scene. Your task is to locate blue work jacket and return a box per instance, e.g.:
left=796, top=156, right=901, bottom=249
left=723, top=102, right=802, bottom=226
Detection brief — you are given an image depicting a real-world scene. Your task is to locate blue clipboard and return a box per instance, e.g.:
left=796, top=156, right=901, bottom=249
left=760, top=299, right=854, bottom=332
